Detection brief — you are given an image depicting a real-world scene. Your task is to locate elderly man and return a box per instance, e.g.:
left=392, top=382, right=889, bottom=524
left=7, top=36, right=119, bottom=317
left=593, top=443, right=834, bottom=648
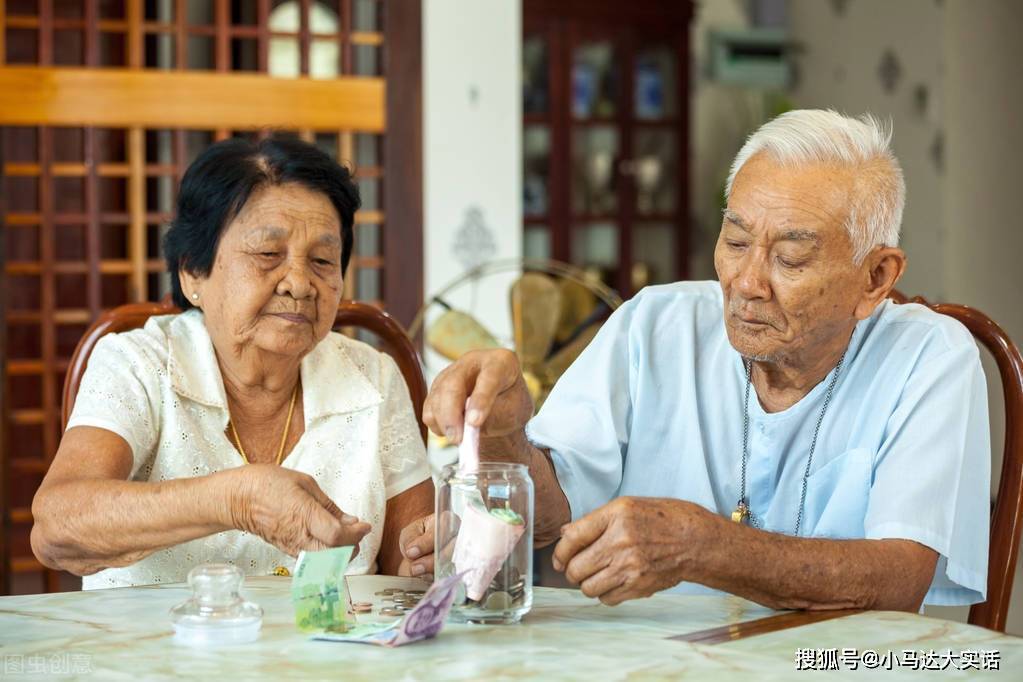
left=402, top=110, right=989, bottom=611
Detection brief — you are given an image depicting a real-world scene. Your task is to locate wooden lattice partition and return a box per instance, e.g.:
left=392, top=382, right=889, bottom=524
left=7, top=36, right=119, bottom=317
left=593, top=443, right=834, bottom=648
left=0, top=0, right=423, bottom=594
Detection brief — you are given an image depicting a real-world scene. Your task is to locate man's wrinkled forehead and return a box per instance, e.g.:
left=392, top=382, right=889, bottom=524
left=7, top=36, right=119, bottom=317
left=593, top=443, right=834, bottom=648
left=726, top=157, right=854, bottom=239
left=722, top=209, right=822, bottom=246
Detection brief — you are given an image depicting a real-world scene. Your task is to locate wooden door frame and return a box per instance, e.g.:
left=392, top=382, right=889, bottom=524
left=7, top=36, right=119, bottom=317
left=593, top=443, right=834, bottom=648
left=0, top=129, right=8, bottom=596
left=383, top=0, right=424, bottom=329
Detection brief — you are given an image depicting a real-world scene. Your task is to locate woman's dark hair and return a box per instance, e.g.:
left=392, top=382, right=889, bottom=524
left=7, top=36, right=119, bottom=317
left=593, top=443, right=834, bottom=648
left=163, top=133, right=360, bottom=309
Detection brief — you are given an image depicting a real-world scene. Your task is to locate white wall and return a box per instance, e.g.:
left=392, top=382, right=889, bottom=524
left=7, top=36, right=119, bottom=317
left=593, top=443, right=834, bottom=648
left=422, top=0, right=522, bottom=464
left=939, top=0, right=1023, bottom=636
left=688, top=0, right=757, bottom=280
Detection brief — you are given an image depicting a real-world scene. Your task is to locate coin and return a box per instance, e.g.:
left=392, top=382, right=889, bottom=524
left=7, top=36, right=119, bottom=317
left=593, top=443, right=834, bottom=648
left=379, top=607, right=404, bottom=617
left=483, top=591, right=513, bottom=611
left=405, top=590, right=426, bottom=597
left=353, top=601, right=373, bottom=609
left=353, top=604, right=373, bottom=614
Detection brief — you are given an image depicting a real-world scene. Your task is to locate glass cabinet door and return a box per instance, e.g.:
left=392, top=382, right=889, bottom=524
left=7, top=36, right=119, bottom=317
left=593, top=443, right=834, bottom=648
left=569, top=37, right=623, bottom=288
left=523, top=32, right=553, bottom=261
left=627, top=39, right=683, bottom=290
left=521, top=20, right=688, bottom=296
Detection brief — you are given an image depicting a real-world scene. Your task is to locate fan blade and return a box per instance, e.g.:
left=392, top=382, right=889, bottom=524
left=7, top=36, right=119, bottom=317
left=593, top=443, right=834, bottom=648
left=426, top=309, right=502, bottom=361
left=554, top=278, right=598, bottom=345
left=539, top=322, right=601, bottom=387
left=510, top=273, right=561, bottom=372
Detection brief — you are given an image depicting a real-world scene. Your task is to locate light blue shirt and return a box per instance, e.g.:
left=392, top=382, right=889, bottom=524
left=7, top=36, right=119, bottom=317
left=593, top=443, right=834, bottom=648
left=527, top=281, right=990, bottom=605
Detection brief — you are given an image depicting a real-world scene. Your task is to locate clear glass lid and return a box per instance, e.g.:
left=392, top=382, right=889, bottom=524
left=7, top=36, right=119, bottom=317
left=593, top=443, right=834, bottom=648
left=170, top=563, right=263, bottom=644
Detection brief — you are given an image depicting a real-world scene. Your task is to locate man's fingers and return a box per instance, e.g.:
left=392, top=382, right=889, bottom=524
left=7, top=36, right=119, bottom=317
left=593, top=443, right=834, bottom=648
left=426, top=365, right=474, bottom=443
left=562, top=538, right=612, bottom=585
left=422, top=365, right=458, bottom=438
left=597, top=584, right=635, bottom=607
left=465, top=350, right=524, bottom=429
left=579, top=567, right=627, bottom=601
left=552, top=510, right=609, bottom=572
left=464, top=367, right=506, bottom=429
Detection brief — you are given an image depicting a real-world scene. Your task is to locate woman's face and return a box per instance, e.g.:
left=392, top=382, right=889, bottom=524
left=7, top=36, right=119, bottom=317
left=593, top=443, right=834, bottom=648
left=182, top=183, right=344, bottom=361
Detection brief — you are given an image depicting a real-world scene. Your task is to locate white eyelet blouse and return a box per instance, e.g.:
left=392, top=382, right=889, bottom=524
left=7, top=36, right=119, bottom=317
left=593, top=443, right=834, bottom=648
left=66, top=309, right=430, bottom=589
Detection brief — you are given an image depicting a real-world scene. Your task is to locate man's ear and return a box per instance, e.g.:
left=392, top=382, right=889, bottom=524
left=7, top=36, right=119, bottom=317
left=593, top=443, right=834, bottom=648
left=854, top=247, right=907, bottom=320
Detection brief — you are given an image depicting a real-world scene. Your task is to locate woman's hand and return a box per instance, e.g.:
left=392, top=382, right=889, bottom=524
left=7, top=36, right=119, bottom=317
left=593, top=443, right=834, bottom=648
left=227, top=465, right=371, bottom=557
left=397, top=513, right=436, bottom=579
left=397, top=511, right=460, bottom=580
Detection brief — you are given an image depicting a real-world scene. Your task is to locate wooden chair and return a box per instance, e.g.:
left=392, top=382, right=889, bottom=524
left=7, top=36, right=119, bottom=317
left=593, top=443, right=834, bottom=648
left=61, top=300, right=427, bottom=444
left=890, top=292, right=1023, bottom=632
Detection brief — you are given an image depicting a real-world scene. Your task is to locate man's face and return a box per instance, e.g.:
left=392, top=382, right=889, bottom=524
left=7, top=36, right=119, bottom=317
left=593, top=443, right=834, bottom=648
left=714, top=153, right=870, bottom=363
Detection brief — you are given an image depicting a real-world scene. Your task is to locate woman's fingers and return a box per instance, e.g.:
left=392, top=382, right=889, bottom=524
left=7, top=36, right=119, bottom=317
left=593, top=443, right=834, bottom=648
left=399, top=514, right=436, bottom=577
left=399, top=514, right=433, bottom=559
left=305, top=494, right=370, bottom=552
left=298, top=476, right=368, bottom=553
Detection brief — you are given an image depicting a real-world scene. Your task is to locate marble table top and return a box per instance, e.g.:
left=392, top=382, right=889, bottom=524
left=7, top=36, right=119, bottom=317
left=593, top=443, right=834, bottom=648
left=0, top=577, right=1019, bottom=680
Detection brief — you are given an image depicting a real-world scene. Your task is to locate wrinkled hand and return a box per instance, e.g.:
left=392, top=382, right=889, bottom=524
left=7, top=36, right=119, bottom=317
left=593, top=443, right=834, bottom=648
left=397, top=512, right=460, bottom=580
left=228, top=464, right=371, bottom=558
left=552, top=497, right=714, bottom=605
left=422, top=349, right=533, bottom=447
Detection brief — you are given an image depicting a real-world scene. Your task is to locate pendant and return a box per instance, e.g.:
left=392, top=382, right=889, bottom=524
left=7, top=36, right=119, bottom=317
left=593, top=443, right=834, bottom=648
left=731, top=500, right=750, bottom=524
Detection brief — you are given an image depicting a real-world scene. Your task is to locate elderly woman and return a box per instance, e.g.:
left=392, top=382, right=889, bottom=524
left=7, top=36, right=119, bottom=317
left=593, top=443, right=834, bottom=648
left=30, top=135, right=433, bottom=588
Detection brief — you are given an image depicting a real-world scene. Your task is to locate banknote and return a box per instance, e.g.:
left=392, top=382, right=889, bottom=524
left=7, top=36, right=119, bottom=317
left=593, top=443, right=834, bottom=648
left=291, top=545, right=354, bottom=634
left=453, top=494, right=525, bottom=601
left=452, top=417, right=526, bottom=601
left=312, top=574, right=463, bottom=647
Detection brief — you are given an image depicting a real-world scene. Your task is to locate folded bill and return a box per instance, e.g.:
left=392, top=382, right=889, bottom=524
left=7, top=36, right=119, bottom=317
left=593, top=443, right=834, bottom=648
left=313, top=574, right=462, bottom=647
left=451, top=417, right=526, bottom=601
left=453, top=495, right=525, bottom=601
left=291, top=546, right=354, bottom=634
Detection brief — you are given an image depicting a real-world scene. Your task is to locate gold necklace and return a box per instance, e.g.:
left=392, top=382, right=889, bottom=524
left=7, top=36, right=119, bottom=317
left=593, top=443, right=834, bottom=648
left=230, top=384, right=299, bottom=466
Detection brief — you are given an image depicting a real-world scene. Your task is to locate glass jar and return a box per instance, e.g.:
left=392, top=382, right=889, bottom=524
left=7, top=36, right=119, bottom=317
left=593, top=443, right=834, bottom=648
left=435, top=462, right=534, bottom=624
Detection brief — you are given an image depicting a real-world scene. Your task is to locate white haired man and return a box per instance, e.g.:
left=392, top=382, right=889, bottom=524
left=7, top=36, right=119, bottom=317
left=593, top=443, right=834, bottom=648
left=400, top=110, right=990, bottom=611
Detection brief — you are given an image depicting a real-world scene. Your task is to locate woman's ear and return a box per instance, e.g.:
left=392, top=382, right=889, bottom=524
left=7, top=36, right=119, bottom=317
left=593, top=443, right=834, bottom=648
left=179, top=268, right=201, bottom=307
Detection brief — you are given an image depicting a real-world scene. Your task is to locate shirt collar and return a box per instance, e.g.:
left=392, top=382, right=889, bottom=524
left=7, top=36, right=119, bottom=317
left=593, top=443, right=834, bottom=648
left=167, top=309, right=383, bottom=419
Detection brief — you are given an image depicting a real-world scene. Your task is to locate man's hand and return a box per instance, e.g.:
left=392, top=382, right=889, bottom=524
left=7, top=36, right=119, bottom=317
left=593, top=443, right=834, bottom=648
left=423, top=348, right=572, bottom=546
left=422, top=349, right=533, bottom=447
left=552, top=497, right=715, bottom=605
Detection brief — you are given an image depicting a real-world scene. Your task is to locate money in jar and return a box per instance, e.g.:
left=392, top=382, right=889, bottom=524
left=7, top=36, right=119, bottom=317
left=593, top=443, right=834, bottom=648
left=434, top=462, right=534, bottom=624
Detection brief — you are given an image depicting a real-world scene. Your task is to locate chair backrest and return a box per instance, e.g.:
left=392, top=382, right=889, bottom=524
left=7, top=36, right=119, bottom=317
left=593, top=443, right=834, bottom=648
left=890, top=292, right=1023, bottom=632
left=61, top=300, right=427, bottom=444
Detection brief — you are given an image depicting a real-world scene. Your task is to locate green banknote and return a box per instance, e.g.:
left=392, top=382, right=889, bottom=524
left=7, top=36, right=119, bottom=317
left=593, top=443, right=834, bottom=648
left=291, top=546, right=354, bottom=634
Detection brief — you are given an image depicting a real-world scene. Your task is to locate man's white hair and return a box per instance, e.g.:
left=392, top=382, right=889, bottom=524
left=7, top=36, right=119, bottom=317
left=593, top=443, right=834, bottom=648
left=725, top=109, right=905, bottom=264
